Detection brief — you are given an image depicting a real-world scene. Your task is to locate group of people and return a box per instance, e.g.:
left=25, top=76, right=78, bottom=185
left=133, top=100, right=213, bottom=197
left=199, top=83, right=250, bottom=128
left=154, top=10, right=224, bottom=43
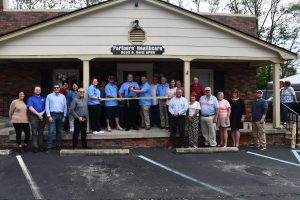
left=9, top=73, right=271, bottom=153
left=9, top=84, right=88, bottom=153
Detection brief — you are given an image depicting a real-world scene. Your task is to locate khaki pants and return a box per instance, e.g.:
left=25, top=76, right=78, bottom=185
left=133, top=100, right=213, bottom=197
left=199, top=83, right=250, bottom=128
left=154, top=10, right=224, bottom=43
left=251, top=122, right=266, bottom=148
left=140, top=106, right=151, bottom=128
left=200, top=116, right=217, bottom=147
left=159, top=100, right=168, bottom=128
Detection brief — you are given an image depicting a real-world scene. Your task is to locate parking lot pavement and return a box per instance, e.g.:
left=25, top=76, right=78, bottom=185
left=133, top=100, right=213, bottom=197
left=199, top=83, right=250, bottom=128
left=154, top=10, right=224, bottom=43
left=1, top=147, right=300, bottom=200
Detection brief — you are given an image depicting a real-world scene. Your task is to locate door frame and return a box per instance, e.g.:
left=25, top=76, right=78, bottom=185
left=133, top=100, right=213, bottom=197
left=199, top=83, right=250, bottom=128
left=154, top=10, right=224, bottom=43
left=190, top=69, right=214, bottom=92
left=117, top=63, right=153, bottom=84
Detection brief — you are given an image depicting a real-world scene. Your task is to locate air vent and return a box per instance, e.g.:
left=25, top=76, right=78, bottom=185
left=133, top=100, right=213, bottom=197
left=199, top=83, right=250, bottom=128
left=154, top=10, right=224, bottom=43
left=128, top=28, right=146, bottom=45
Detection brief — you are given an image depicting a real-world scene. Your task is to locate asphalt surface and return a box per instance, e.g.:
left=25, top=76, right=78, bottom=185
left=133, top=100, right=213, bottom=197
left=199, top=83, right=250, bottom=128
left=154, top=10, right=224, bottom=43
left=1, top=147, right=300, bottom=200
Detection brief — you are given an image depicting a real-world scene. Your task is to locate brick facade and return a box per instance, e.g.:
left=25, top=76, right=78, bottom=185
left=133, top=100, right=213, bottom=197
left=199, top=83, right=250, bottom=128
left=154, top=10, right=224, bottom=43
left=0, top=60, right=257, bottom=121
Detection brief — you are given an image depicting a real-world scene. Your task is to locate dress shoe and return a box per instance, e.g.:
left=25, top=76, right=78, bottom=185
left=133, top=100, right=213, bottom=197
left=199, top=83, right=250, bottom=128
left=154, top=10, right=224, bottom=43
left=125, top=128, right=130, bottom=131
left=23, top=145, right=29, bottom=152
left=17, top=146, right=24, bottom=153
left=133, top=127, right=139, bottom=131
left=39, top=147, right=45, bottom=152
left=56, top=144, right=64, bottom=150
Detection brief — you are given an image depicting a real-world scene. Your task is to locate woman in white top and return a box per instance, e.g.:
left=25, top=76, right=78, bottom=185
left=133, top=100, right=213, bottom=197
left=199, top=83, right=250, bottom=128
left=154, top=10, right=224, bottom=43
left=166, top=79, right=177, bottom=132
left=188, top=93, right=201, bottom=148
left=280, top=81, right=298, bottom=124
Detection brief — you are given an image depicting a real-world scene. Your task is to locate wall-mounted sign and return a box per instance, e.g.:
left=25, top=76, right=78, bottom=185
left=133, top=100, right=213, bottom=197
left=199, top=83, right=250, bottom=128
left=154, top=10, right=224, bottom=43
left=111, top=45, right=165, bottom=55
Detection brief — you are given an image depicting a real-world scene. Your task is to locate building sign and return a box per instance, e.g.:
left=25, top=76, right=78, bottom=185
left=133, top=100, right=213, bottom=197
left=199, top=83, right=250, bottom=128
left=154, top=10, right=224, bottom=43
left=111, top=45, right=165, bottom=55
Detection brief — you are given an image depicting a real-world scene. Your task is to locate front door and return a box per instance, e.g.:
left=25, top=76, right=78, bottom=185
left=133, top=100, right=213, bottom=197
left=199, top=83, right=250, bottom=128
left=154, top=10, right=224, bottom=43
left=191, top=69, right=214, bottom=92
left=117, top=63, right=153, bottom=84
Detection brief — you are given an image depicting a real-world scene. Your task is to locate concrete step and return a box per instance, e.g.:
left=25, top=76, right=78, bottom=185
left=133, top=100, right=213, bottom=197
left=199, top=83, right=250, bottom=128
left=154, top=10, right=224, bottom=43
left=0, top=122, right=11, bottom=129
left=0, top=150, right=12, bottom=155
left=8, top=128, right=171, bottom=141
left=176, top=147, right=239, bottom=154
left=0, top=127, right=14, bottom=136
left=60, top=149, right=130, bottom=156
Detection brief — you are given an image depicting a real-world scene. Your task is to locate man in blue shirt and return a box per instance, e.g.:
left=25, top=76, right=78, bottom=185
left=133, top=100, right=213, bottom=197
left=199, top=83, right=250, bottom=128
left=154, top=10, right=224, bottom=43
left=157, top=76, right=169, bottom=129
left=45, top=83, right=67, bottom=151
left=199, top=87, right=219, bottom=147
left=105, top=76, right=124, bottom=132
left=119, top=74, right=140, bottom=131
left=27, top=86, right=46, bottom=153
left=130, top=76, right=152, bottom=130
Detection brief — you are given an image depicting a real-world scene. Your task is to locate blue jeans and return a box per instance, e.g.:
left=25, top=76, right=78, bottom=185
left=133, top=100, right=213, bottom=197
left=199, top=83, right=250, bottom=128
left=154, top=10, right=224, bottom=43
left=48, top=113, right=63, bottom=148
left=281, top=102, right=293, bottom=123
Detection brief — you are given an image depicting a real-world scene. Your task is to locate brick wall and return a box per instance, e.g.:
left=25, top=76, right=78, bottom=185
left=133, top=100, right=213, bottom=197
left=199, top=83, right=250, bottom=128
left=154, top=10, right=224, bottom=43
left=0, top=11, right=66, bottom=35
left=191, top=62, right=257, bottom=121
left=0, top=61, right=258, bottom=119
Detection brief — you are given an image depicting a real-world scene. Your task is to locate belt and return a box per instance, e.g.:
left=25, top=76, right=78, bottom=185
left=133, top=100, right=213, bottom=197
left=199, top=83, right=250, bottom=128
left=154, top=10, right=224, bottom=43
left=201, top=114, right=215, bottom=117
left=50, top=112, right=63, bottom=114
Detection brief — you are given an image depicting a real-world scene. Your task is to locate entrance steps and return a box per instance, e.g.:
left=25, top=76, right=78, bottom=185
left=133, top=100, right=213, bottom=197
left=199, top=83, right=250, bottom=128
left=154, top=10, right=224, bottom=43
left=0, top=116, right=293, bottom=149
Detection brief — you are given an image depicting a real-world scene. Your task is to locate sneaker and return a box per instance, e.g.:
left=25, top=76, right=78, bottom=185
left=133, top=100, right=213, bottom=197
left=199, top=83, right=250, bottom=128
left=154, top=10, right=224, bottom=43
left=92, top=131, right=98, bottom=135
left=98, top=131, right=105, bottom=134
left=117, top=126, right=124, bottom=131
left=258, top=146, right=266, bottom=150
left=107, top=127, right=112, bottom=132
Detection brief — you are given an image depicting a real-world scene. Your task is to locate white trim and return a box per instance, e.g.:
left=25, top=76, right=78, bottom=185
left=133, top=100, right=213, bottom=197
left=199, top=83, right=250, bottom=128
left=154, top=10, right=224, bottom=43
left=200, top=12, right=255, bottom=18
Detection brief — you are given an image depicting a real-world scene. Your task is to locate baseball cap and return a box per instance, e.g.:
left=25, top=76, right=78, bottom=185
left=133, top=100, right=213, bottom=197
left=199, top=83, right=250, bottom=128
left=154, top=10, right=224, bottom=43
left=256, top=90, right=263, bottom=94
left=205, top=87, right=211, bottom=91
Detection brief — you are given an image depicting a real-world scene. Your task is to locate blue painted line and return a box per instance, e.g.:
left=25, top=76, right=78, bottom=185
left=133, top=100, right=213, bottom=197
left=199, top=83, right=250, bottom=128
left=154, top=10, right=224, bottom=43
left=247, top=151, right=300, bottom=167
left=138, top=155, right=243, bottom=200
left=291, top=150, right=300, bottom=164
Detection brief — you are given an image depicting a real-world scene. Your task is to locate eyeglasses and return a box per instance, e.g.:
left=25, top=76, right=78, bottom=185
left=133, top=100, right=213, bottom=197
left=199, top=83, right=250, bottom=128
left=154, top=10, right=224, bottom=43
left=53, top=87, right=60, bottom=89
left=205, top=90, right=211, bottom=92
left=78, top=91, right=85, bottom=93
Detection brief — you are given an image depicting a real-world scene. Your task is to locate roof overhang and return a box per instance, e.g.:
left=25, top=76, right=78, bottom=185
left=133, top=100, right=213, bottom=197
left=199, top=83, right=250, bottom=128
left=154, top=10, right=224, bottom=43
left=0, top=0, right=297, bottom=61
